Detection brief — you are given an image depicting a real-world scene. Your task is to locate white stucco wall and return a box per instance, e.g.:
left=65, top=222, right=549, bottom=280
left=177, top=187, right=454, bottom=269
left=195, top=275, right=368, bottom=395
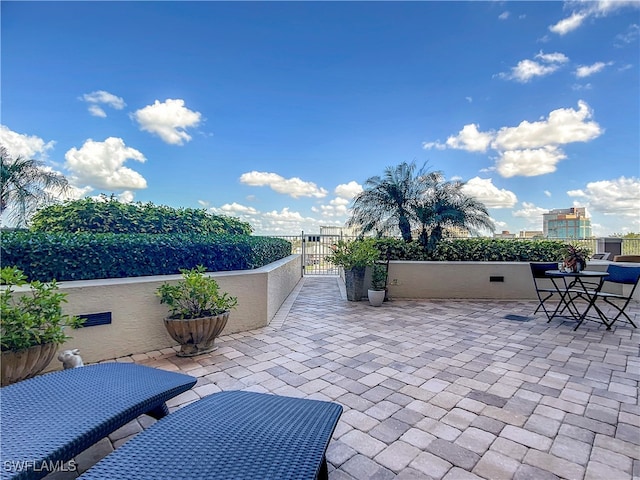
left=5, top=255, right=302, bottom=370
left=375, top=260, right=630, bottom=300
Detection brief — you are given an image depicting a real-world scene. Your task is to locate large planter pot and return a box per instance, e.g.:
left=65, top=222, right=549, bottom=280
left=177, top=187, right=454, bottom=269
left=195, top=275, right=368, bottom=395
left=344, top=267, right=366, bottom=302
left=164, top=312, right=230, bottom=357
left=1, top=343, right=58, bottom=387
left=367, top=289, right=386, bottom=307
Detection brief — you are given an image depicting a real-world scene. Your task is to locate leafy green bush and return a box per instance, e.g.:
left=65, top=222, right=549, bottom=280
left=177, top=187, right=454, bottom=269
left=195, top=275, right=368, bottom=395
left=156, top=266, right=238, bottom=319
left=30, top=196, right=252, bottom=235
left=325, top=239, right=381, bottom=270
left=1, top=266, right=84, bottom=351
left=1, top=232, right=291, bottom=281
left=372, top=238, right=567, bottom=262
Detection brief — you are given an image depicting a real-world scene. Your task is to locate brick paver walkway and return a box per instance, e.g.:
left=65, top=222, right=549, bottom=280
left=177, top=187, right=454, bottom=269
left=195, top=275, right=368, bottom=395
left=53, top=276, right=639, bottom=479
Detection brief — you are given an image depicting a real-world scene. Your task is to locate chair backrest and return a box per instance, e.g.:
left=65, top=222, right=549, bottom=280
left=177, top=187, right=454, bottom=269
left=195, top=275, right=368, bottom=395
left=613, top=255, right=640, bottom=263
left=530, top=262, right=559, bottom=279
left=605, top=264, right=640, bottom=285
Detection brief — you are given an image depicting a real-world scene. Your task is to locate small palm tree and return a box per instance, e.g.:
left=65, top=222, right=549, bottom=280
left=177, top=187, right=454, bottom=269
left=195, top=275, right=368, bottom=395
left=415, top=177, right=494, bottom=252
left=0, top=146, right=70, bottom=227
left=347, top=161, right=432, bottom=242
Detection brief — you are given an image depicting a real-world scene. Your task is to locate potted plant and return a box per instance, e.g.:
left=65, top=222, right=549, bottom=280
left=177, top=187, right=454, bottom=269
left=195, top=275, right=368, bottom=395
left=156, top=266, right=238, bottom=357
left=326, top=239, right=379, bottom=301
left=562, top=243, right=591, bottom=272
left=1, top=266, right=84, bottom=386
left=367, top=262, right=388, bottom=307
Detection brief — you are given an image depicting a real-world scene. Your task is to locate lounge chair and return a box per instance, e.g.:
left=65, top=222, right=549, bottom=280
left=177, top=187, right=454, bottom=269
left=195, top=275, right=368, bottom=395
left=78, top=390, right=343, bottom=480
left=1, top=363, right=196, bottom=480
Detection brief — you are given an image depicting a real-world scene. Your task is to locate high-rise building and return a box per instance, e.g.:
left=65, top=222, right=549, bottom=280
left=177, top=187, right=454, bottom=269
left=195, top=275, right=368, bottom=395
left=543, top=207, right=592, bottom=239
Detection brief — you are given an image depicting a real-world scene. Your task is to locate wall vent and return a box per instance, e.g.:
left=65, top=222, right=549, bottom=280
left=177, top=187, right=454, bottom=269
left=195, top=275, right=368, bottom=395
left=78, top=312, right=112, bottom=327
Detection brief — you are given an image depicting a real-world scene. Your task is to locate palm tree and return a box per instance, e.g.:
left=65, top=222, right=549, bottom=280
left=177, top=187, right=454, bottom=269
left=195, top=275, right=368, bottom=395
left=0, top=146, right=70, bottom=227
left=347, top=161, right=432, bottom=241
left=415, top=177, right=494, bottom=252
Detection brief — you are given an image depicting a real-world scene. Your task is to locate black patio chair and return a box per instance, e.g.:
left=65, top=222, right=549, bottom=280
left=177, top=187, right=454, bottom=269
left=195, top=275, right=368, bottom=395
left=592, top=264, right=640, bottom=329
left=529, top=262, right=562, bottom=321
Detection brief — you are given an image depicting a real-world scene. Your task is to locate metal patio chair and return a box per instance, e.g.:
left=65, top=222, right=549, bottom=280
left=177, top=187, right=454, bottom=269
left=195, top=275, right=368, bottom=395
left=529, top=262, right=562, bottom=321
left=592, top=264, right=640, bottom=329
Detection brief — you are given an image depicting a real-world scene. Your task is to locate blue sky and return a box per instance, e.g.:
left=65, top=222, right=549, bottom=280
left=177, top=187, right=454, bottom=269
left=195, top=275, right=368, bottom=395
left=1, top=1, right=639, bottom=236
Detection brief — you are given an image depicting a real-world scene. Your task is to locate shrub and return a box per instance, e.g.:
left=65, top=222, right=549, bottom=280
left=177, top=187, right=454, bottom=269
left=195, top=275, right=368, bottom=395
left=156, top=266, right=238, bottom=319
left=1, top=266, right=84, bottom=352
left=30, top=196, right=252, bottom=235
left=372, top=237, right=567, bottom=262
left=1, top=232, right=291, bottom=282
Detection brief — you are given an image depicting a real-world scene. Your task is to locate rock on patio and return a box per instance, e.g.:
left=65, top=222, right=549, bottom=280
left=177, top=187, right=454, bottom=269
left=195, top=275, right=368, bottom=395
left=59, top=276, right=638, bottom=480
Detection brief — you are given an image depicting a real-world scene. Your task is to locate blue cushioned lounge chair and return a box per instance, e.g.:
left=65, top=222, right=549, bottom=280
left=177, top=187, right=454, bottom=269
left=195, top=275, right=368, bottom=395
left=1, top=363, right=196, bottom=480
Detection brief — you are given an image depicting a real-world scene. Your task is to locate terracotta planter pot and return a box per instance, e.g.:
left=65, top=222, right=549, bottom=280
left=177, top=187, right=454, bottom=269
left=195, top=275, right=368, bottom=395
left=164, top=312, right=230, bottom=357
left=1, top=343, right=58, bottom=387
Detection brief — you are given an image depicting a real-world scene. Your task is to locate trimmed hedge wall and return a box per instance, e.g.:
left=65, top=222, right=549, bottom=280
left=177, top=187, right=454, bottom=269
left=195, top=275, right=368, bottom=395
left=373, top=238, right=569, bottom=262
left=1, top=232, right=292, bottom=282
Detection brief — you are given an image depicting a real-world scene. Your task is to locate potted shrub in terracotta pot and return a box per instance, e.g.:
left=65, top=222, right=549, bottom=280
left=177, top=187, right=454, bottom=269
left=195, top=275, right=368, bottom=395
left=156, top=266, right=238, bottom=357
left=1, top=266, right=84, bottom=386
left=326, top=239, right=379, bottom=301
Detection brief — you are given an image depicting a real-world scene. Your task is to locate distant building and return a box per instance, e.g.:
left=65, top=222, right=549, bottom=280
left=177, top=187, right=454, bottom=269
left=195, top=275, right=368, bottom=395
left=543, top=207, right=592, bottom=239
left=494, top=230, right=516, bottom=239
left=445, top=226, right=470, bottom=238
left=519, top=230, right=544, bottom=239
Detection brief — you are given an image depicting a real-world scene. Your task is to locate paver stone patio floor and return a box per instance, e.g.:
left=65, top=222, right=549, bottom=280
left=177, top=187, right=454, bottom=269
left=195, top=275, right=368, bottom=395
left=49, top=276, right=639, bottom=480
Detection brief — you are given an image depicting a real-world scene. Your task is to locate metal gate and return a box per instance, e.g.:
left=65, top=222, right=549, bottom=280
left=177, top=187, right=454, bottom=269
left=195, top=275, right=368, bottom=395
left=301, top=232, right=344, bottom=275
left=272, top=231, right=355, bottom=275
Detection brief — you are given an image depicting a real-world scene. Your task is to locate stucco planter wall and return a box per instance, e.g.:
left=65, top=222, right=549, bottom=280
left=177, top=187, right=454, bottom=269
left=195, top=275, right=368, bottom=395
left=4, top=255, right=302, bottom=370
left=383, top=260, right=618, bottom=300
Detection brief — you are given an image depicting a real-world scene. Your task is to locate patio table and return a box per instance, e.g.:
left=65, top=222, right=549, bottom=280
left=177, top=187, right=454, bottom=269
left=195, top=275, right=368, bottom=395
left=1, top=363, right=196, bottom=480
left=545, top=269, right=609, bottom=330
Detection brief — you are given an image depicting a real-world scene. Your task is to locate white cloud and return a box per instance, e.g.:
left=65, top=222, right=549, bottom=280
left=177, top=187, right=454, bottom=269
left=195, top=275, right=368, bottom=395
left=312, top=197, right=350, bottom=218
left=549, top=12, right=587, bottom=35
left=239, top=171, right=328, bottom=198
left=80, top=90, right=125, bottom=117
left=117, top=191, right=135, bottom=203
left=497, top=51, right=568, bottom=83
left=575, top=61, right=611, bottom=78
left=499, top=11, right=510, bottom=20
left=217, top=202, right=260, bottom=216
left=0, top=125, right=55, bottom=159
left=461, top=177, right=518, bottom=209
left=88, top=105, right=107, bottom=118
left=492, top=100, right=601, bottom=150
left=536, top=52, right=569, bottom=64
left=335, top=181, right=363, bottom=200
left=427, top=101, right=602, bottom=178
left=496, top=147, right=567, bottom=178
left=544, top=190, right=552, bottom=197
left=422, top=141, right=447, bottom=150
left=209, top=202, right=339, bottom=235
left=550, top=1, right=640, bottom=35
left=132, top=99, right=201, bottom=145
left=512, top=202, right=548, bottom=228
left=615, top=24, right=640, bottom=46
left=567, top=176, right=640, bottom=217
left=64, top=137, right=147, bottom=190
left=445, top=124, right=493, bottom=152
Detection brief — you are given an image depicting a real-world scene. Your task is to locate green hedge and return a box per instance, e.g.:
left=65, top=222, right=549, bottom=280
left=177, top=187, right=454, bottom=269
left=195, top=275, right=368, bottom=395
left=30, top=197, right=252, bottom=235
left=1, top=232, right=291, bottom=282
left=373, top=238, right=569, bottom=262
